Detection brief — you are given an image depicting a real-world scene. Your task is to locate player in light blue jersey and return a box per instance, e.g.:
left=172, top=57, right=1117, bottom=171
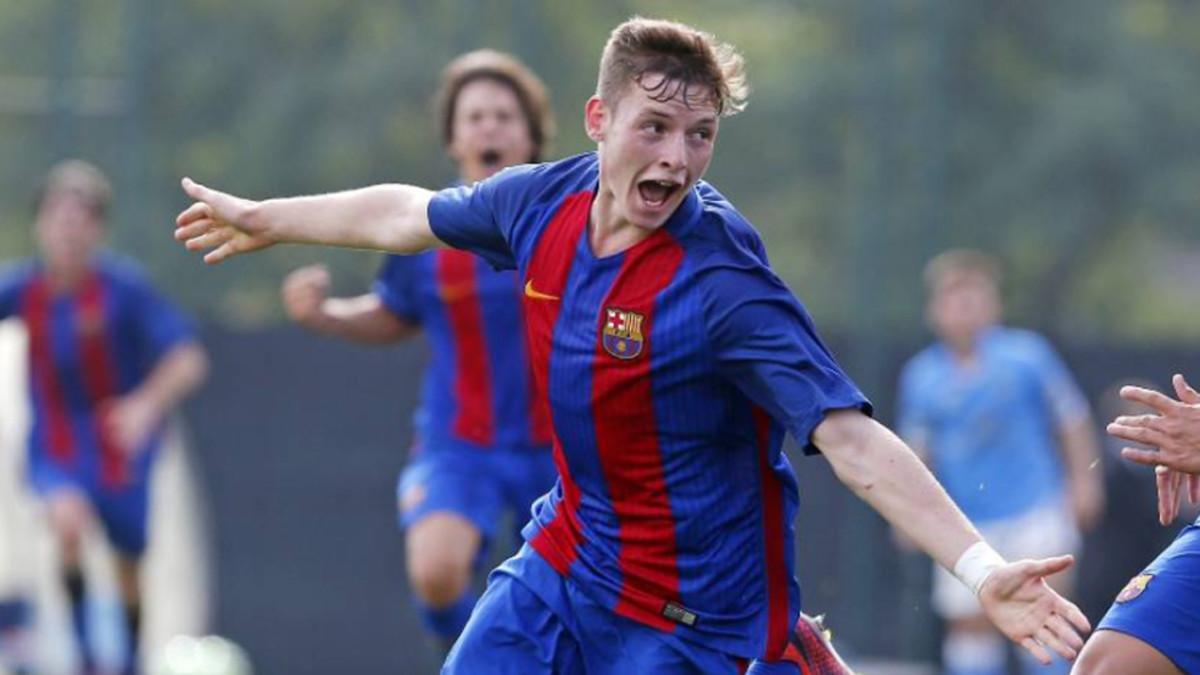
left=1072, top=374, right=1200, bottom=675
left=897, top=250, right=1103, bottom=675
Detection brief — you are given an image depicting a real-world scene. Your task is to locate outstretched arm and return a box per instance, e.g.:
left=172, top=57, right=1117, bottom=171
left=281, top=264, right=417, bottom=345
left=175, top=179, right=442, bottom=264
left=814, top=409, right=1091, bottom=664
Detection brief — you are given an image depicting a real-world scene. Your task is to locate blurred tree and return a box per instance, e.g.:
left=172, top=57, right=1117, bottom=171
left=0, top=0, right=1196, bottom=340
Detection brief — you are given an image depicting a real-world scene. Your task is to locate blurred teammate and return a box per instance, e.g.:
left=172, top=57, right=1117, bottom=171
left=1072, top=374, right=1200, bottom=675
left=279, top=50, right=557, bottom=650
left=0, top=161, right=208, bottom=674
left=897, top=250, right=1103, bottom=675
left=174, top=18, right=1091, bottom=674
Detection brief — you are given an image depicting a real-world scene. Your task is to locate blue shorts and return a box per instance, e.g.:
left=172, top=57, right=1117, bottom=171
left=28, top=451, right=151, bottom=556
left=1097, top=523, right=1200, bottom=674
left=443, top=543, right=750, bottom=674
left=397, top=442, right=555, bottom=552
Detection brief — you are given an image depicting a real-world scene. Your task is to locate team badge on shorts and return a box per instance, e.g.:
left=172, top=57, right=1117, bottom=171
left=1115, top=573, right=1154, bottom=603
left=602, top=307, right=644, bottom=360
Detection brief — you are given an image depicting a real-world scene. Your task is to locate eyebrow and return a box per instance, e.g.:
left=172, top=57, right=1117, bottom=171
left=640, top=108, right=717, bottom=126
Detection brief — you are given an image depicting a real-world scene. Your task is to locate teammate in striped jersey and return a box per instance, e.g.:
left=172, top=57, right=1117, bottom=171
left=174, top=18, right=1091, bottom=674
left=1073, top=374, right=1200, bottom=675
left=278, top=51, right=557, bottom=650
left=0, top=160, right=208, bottom=674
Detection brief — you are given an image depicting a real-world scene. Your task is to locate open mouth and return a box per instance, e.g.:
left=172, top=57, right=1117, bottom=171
left=636, top=179, right=681, bottom=209
left=480, top=149, right=502, bottom=168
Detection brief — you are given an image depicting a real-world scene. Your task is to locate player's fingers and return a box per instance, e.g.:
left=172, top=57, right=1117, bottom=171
left=1173, top=374, right=1200, bottom=404
left=1057, top=597, right=1091, bottom=634
left=1046, top=613, right=1085, bottom=652
left=185, top=229, right=231, bottom=252
left=1019, top=637, right=1052, bottom=666
left=1121, top=446, right=1162, bottom=467
left=203, top=241, right=238, bottom=265
left=1027, top=554, right=1074, bottom=578
left=1034, top=626, right=1076, bottom=662
left=176, top=201, right=212, bottom=227
left=1112, top=414, right=1160, bottom=427
left=1188, top=474, right=1200, bottom=505
left=180, top=177, right=222, bottom=204
left=1107, top=422, right=1165, bottom=447
left=1119, top=385, right=1179, bottom=414
left=175, top=220, right=214, bottom=242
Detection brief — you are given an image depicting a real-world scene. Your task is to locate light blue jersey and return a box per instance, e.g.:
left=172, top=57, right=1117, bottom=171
left=897, top=327, right=1088, bottom=522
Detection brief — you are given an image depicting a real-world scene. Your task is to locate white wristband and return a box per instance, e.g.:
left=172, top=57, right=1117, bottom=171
left=953, top=541, right=1006, bottom=596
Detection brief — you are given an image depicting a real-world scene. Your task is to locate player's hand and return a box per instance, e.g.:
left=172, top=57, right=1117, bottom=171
left=103, top=395, right=163, bottom=456
left=977, top=555, right=1091, bottom=664
left=1153, top=466, right=1200, bottom=525
left=1110, top=374, right=1200, bottom=475
left=176, top=178, right=274, bottom=264
left=281, top=265, right=332, bottom=326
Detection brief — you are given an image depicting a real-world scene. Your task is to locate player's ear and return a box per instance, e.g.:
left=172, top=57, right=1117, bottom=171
left=584, top=96, right=608, bottom=143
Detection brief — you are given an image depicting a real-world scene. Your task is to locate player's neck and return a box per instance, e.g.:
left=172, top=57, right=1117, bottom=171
left=44, top=263, right=89, bottom=294
left=588, top=189, right=653, bottom=259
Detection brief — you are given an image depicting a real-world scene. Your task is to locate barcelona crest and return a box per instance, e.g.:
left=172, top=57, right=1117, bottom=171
left=602, top=307, right=645, bottom=360
left=1115, top=573, right=1154, bottom=603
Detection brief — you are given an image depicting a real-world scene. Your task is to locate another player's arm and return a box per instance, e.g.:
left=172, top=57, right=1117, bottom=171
left=813, top=409, right=1091, bottom=663
left=176, top=179, right=442, bottom=264
left=1057, top=415, right=1105, bottom=531
left=107, top=341, right=208, bottom=453
left=280, top=265, right=417, bottom=345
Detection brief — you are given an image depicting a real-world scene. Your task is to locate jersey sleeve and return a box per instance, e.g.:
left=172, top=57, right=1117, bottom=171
left=0, top=265, right=23, bottom=320
left=371, top=254, right=421, bottom=324
left=701, top=259, right=871, bottom=455
left=426, top=163, right=547, bottom=271
left=1026, top=334, right=1090, bottom=427
left=123, top=274, right=196, bottom=360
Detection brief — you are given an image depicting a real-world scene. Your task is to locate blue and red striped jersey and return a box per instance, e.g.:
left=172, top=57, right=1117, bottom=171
left=373, top=250, right=552, bottom=452
left=427, top=153, right=871, bottom=660
left=0, top=254, right=195, bottom=489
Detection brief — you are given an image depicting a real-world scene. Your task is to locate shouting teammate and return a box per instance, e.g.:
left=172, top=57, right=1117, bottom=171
left=279, top=50, right=557, bottom=650
left=174, top=18, right=1090, bottom=674
left=0, top=160, right=207, bottom=674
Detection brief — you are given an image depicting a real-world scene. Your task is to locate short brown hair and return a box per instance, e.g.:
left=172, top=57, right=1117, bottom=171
left=37, top=159, right=112, bottom=219
left=924, top=249, right=1002, bottom=292
left=435, top=49, right=555, bottom=161
left=597, top=17, right=748, bottom=117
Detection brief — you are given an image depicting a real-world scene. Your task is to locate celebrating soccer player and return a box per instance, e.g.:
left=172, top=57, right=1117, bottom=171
left=175, top=18, right=1090, bottom=673
left=1071, top=374, right=1200, bottom=675
left=897, top=250, right=1103, bottom=675
left=0, top=160, right=208, bottom=674
left=279, top=50, right=557, bottom=651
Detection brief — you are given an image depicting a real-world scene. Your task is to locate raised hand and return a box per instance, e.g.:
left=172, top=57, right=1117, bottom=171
left=175, top=178, right=275, bottom=264
left=281, top=264, right=332, bottom=326
left=978, top=555, right=1091, bottom=664
left=1110, top=374, right=1200, bottom=476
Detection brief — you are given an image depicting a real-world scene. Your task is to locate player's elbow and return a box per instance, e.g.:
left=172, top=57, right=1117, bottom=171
left=814, top=410, right=884, bottom=493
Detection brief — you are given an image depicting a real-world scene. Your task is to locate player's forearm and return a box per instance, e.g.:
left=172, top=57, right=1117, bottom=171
left=128, top=342, right=208, bottom=414
left=815, top=410, right=983, bottom=571
left=248, top=185, right=440, bottom=254
left=1060, top=418, right=1100, bottom=482
left=303, top=295, right=416, bottom=345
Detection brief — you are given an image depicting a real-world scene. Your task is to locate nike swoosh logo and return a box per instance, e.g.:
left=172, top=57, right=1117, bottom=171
left=524, top=280, right=560, bottom=301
